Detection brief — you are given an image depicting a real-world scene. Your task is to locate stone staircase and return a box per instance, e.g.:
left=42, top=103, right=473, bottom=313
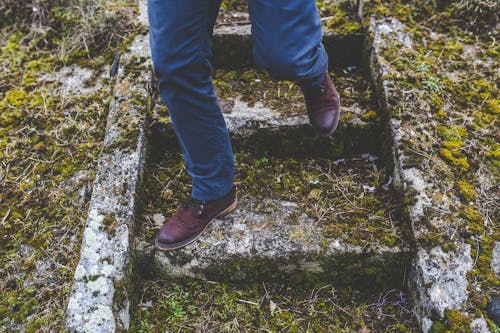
left=66, top=0, right=498, bottom=332
left=136, top=63, right=411, bottom=291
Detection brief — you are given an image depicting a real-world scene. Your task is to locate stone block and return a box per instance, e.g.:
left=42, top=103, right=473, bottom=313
left=65, top=40, right=150, bottom=333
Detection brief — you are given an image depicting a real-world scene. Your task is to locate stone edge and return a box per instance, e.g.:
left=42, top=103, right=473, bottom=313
left=366, top=17, right=490, bottom=333
left=64, top=42, right=150, bottom=332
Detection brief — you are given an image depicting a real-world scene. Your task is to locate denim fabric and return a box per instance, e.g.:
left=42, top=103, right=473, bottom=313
left=148, top=0, right=328, bottom=201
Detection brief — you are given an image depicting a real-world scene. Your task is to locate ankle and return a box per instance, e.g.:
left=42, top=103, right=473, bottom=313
left=297, top=72, right=326, bottom=90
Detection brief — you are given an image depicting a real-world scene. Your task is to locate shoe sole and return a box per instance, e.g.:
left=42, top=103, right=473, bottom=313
left=155, top=197, right=238, bottom=251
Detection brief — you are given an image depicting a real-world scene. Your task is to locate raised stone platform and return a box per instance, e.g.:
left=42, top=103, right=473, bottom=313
left=151, top=67, right=380, bottom=159
left=136, top=143, right=410, bottom=290
left=65, top=45, right=150, bottom=332
left=366, top=17, right=497, bottom=332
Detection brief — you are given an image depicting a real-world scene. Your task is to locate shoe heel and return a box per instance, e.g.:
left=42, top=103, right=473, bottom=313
left=218, top=198, right=238, bottom=217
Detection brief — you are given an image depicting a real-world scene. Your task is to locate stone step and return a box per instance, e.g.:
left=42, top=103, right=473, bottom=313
left=212, top=3, right=364, bottom=68
left=151, top=68, right=381, bottom=159
left=136, top=0, right=363, bottom=68
left=135, top=151, right=411, bottom=290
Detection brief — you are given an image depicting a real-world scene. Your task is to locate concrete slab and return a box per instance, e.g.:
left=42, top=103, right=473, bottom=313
left=136, top=148, right=411, bottom=290
left=65, top=35, right=151, bottom=333
left=151, top=68, right=381, bottom=159
left=138, top=198, right=410, bottom=288
left=366, top=17, right=493, bottom=332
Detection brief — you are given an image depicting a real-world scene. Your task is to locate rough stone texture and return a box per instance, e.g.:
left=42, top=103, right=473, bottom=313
left=470, top=317, right=491, bottom=333
left=41, top=65, right=105, bottom=98
left=493, top=241, right=500, bottom=276
left=137, top=198, right=410, bottom=288
left=65, top=36, right=150, bottom=333
left=415, top=245, right=473, bottom=318
left=151, top=90, right=379, bottom=159
left=222, top=97, right=378, bottom=157
left=128, top=34, right=151, bottom=59
left=366, top=17, right=485, bottom=332
left=137, top=0, right=148, bottom=26
left=221, top=97, right=370, bottom=135
left=222, top=98, right=309, bottom=132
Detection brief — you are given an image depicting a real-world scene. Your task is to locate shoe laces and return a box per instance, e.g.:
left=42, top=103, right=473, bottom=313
left=182, top=197, right=207, bottom=217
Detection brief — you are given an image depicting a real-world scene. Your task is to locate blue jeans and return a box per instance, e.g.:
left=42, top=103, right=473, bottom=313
left=148, top=0, right=328, bottom=201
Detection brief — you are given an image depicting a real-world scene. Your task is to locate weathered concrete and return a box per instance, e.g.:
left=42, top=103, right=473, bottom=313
left=224, top=96, right=379, bottom=157
left=366, top=17, right=490, bottom=332
left=493, top=241, right=500, bottom=276
left=151, top=87, right=380, bottom=159
left=41, top=65, right=105, bottom=98
left=136, top=198, right=410, bottom=289
left=471, top=317, right=491, bottom=333
left=414, top=245, right=473, bottom=319
left=65, top=37, right=151, bottom=333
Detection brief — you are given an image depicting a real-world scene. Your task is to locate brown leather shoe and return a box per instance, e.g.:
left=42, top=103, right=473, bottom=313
left=301, top=73, right=341, bottom=136
left=155, top=186, right=238, bottom=250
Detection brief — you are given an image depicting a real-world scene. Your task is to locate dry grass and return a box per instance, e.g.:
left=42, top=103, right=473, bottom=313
left=0, top=0, right=137, bottom=60
left=0, top=1, right=138, bottom=331
left=131, top=279, right=417, bottom=332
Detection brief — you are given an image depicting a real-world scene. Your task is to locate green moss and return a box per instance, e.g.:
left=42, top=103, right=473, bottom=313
left=2, top=89, right=28, bottom=106
left=430, top=321, right=447, bottom=333
left=220, top=0, right=247, bottom=12
left=439, top=148, right=470, bottom=170
left=130, top=277, right=419, bottom=332
left=100, top=214, right=118, bottom=238
left=361, top=110, right=379, bottom=121
left=457, top=180, right=477, bottom=202
left=323, top=5, right=362, bottom=34
left=444, top=309, right=472, bottom=332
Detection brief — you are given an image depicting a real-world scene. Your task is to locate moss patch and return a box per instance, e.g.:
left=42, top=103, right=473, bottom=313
left=130, top=278, right=419, bottom=332
left=364, top=0, right=499, bottom=328
left=0, top=0, right=139, bottom=330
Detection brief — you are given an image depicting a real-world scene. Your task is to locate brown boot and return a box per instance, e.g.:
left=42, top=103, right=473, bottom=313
left=301, top=73, right=341, bottom=136
left=155, top=186, right=238, bottom=250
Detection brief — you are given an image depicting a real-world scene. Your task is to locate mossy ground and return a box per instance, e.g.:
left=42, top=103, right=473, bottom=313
left=0, top=0, right=137, bottom=331
left=363, top=0, right=499, bottom=330
left=130, top=277, right=418, bottom=332
left=212, top=67, right=374, bottom=116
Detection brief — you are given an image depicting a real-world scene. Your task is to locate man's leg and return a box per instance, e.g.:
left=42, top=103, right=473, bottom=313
left=248, top=0, right=340, bottom=135
left=148, top=0, right=234, bottom=201
left=149, top=0, right=238, bottom=250
left=248, top=0, right=327, bottom=85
